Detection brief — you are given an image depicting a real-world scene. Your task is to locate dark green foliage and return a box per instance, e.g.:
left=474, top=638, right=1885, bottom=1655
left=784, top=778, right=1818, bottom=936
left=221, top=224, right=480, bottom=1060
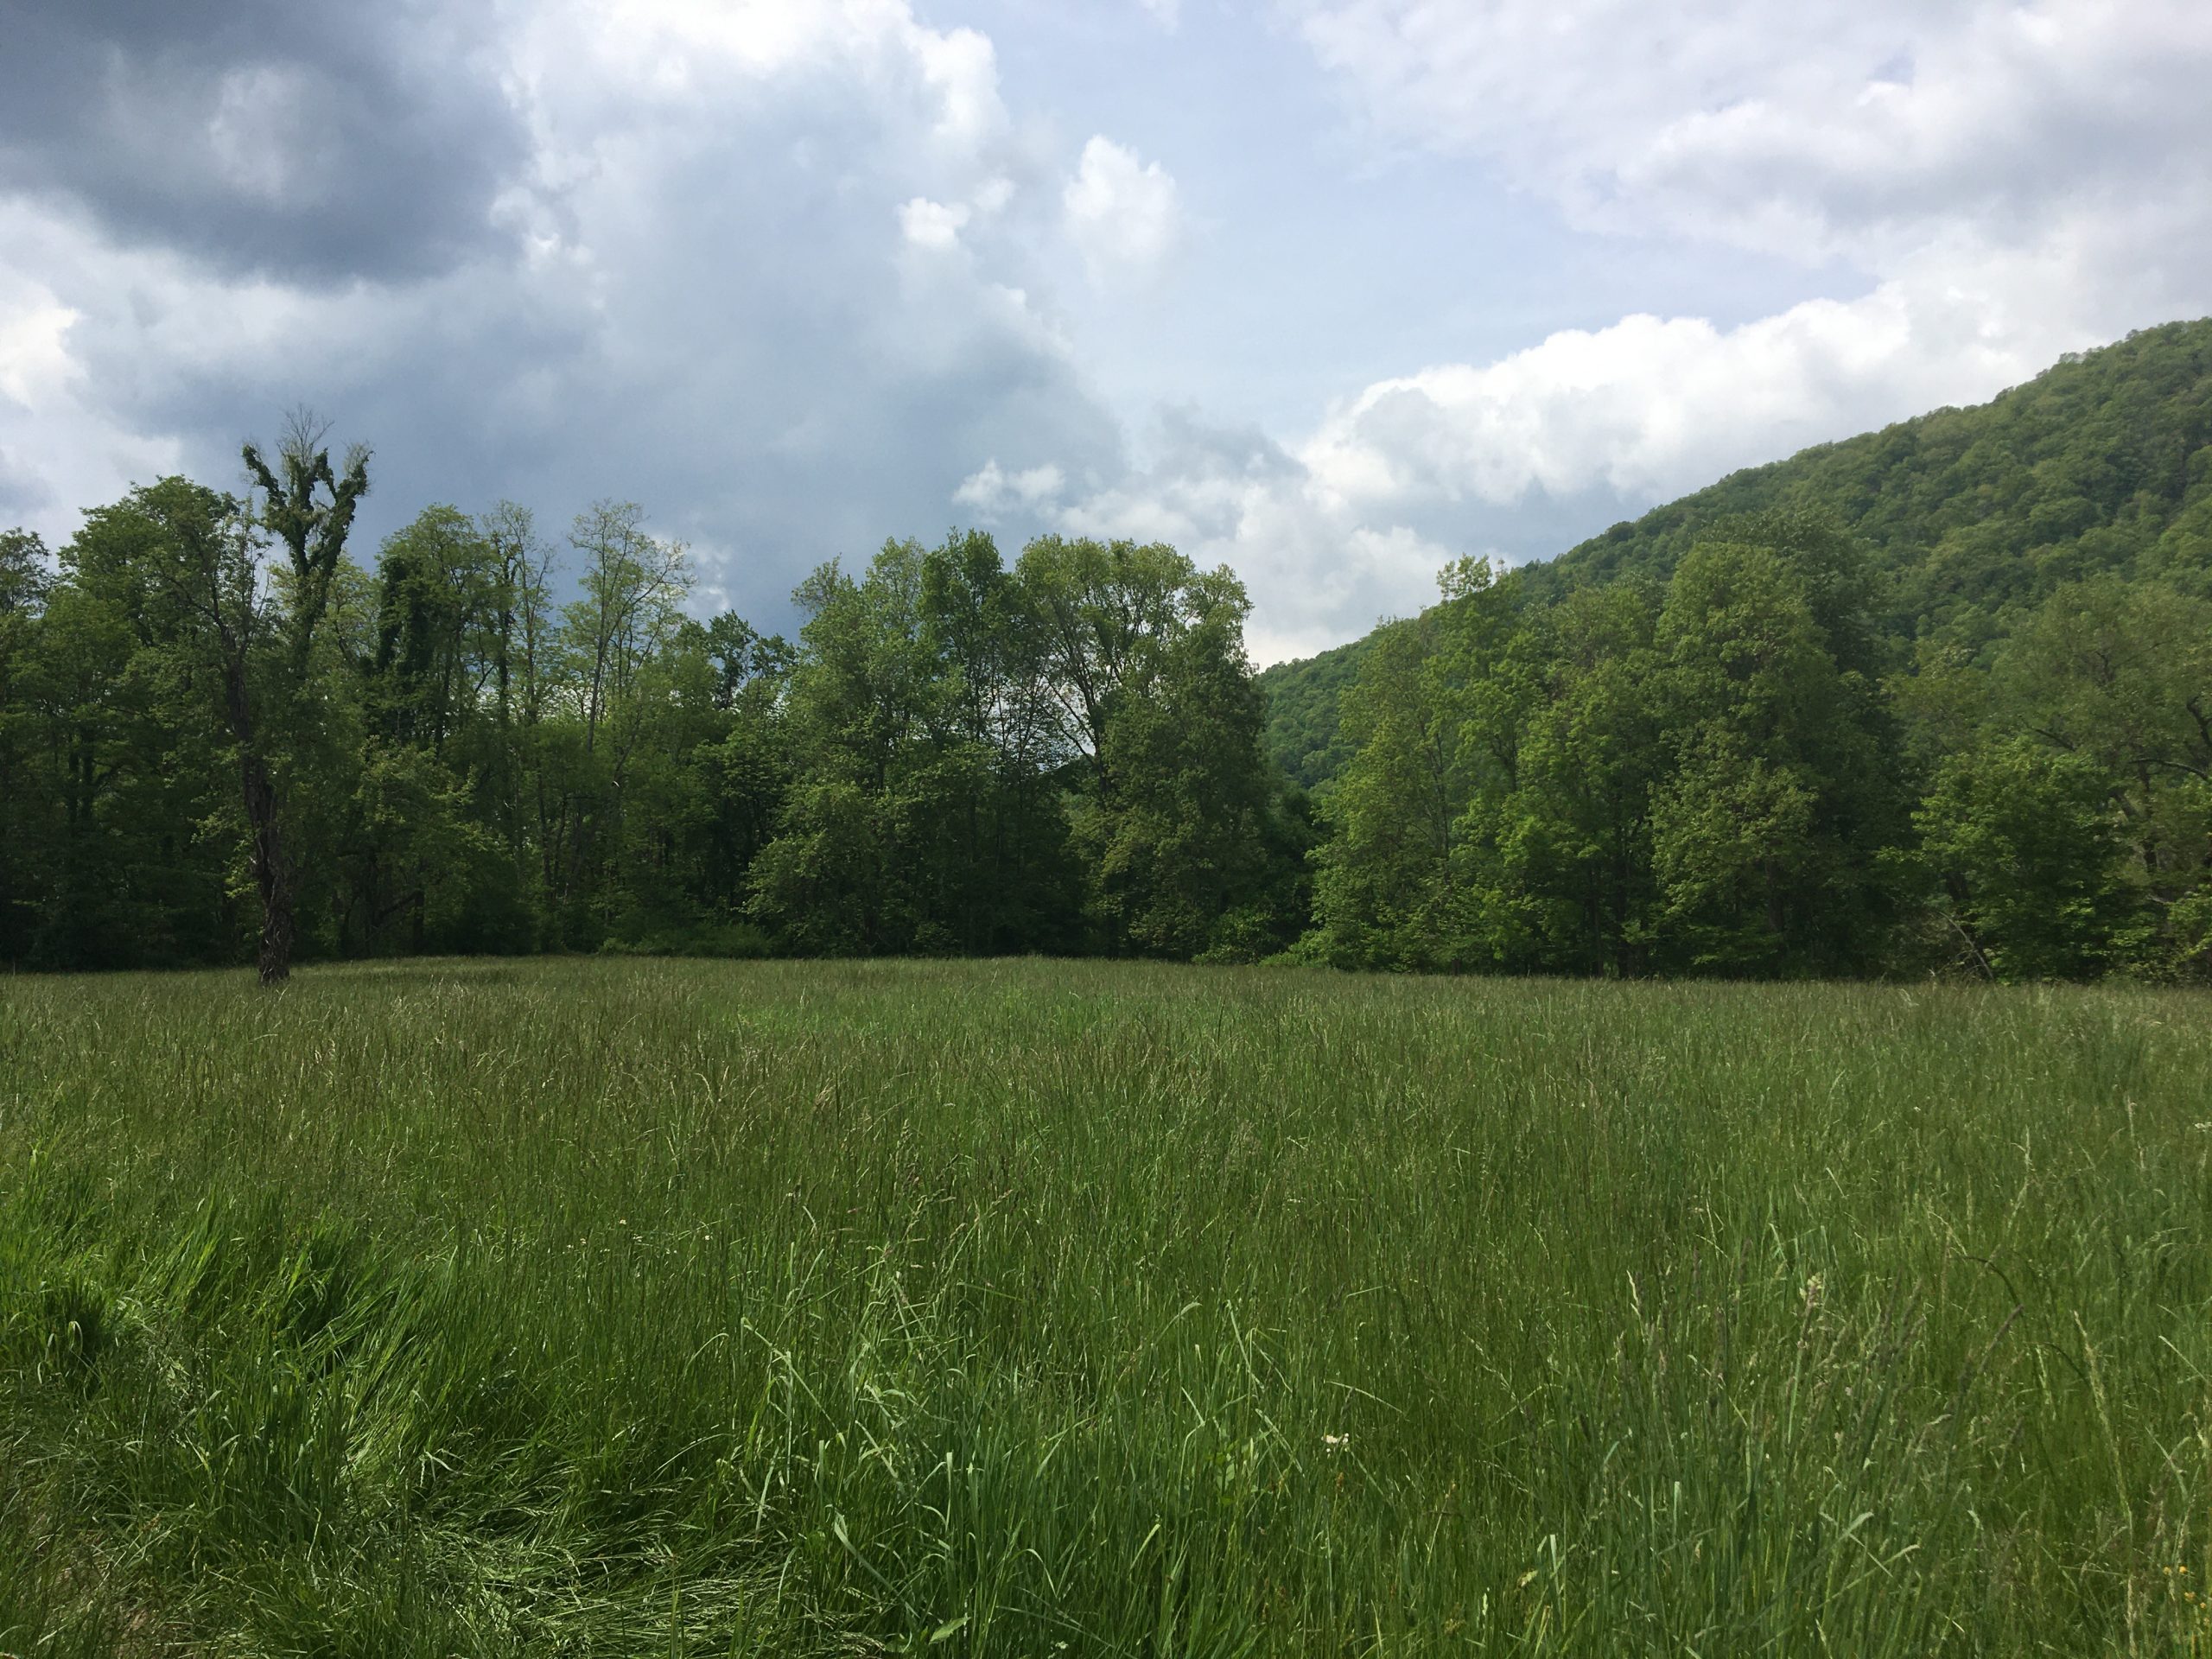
left=11, top=322, right=2212, bottom=981
left=0, top=485, right=1299, bottom=966
left=747, top=533, right=1079, bottom=956
left=1915, top=737, right=2146, bottom=978
left=1016, top=534, right=1300, bottom=957
left=1257, top=634, right=1370, bottom=791
left=0, top=531, right=44, bottom=962
left=1525, top=320, right=2212, bottom=631
left=743, top=531, right=1300, bottom=959
left=1295, top=321, right=2212, bottom=981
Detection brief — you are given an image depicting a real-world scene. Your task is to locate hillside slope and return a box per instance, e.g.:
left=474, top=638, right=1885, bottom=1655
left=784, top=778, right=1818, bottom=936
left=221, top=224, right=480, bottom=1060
left=1256, top=638, right=1368, bottom=792
left=1264, top=319, right=2212, bottom=790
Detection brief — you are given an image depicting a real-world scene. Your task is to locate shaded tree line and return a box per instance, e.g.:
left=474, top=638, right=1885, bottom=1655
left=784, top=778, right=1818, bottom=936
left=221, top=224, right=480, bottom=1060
left=0, top=427, right=1309, bottom=976
left=10, top=317, right=2212, bottom=985
left=1304, top=512, right=2212, bottom=981
left=1289, top=321, right=2212, bottom=982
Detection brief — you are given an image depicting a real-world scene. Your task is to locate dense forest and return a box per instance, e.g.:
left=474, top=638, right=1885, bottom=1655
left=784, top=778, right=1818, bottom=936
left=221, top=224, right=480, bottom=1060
left=0, top=421, right=1310, bottom=978
left=5, top=321, right=2211, bottom=981
left=1270, top=320, right=2212, bottom=981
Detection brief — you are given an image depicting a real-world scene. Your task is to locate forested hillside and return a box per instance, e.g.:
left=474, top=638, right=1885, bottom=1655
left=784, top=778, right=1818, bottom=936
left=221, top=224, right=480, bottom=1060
left=1292, top=321, right=2212, bottom=980
left=1256, top=638, right=1367, bottom=791
left=1535, top=319, right=2212, bottom=629
left=1264, top=318, right=2212, bottom=786
left=4, top=323, right=2209, bottom=981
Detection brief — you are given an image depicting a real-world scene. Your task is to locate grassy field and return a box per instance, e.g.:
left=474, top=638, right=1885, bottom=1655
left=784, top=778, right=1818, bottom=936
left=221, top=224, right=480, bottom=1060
left=2, top=958, right=2209, bottom=1656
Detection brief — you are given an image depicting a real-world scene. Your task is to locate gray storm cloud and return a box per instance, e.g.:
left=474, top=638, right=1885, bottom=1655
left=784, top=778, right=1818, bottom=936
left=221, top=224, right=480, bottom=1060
left=3, top=0, right=2211, bottom=661
left=0, top=0, right=1128, bottom=636
left=0, top=0, right=529, bottom=281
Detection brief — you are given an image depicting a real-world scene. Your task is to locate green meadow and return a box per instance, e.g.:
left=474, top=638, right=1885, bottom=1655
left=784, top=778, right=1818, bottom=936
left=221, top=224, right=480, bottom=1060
left=3, top=958, right=2209, bottom=1656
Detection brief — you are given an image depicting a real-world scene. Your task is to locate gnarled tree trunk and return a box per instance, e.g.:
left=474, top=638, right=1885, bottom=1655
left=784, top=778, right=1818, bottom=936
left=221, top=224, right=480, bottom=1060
left=243, top=747, right=294, bottom=985
left=224, top=655, right=295, bottom=985
left=232, top=410, right=370, bottom=987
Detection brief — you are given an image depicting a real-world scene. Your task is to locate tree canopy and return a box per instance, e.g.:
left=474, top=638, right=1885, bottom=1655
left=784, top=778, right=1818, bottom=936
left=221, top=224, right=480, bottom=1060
left=0, top=500, right=1306, bottom=971
left=5, top=321, right=2209, bottom=982
left=1284, top=321, right=2212, bottom=980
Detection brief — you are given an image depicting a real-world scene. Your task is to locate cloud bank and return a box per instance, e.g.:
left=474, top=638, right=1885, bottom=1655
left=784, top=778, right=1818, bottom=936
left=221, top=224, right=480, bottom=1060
left=1001, top=0, right=2212, bottom=658
left=1, top=0, right=2209, bottom=661
left=0, top=0, right=1126, bottom=615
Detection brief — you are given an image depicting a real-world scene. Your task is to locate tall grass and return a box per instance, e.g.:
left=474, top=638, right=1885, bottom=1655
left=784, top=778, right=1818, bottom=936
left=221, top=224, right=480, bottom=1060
left=2, top=958, right=2209, bottom=1654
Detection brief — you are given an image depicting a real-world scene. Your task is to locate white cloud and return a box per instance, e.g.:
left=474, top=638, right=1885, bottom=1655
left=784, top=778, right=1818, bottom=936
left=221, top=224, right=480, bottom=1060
left=0, top=0, right=1123, bottom=598
left=899, top=196, right=971, bottom=251
left=906, top=0, right=2212, bottom=663
left=1300, top=257, right=2073, bottom=514
left=0, top=285, right=78, bottom=411
left=1289, top=0, right=2212, bottom=264
left=9, top=0, right=2212, bottom=667
left=1013, top=410, right=1456, bottom=664
left=1027, top=204, right=2180, bottom=660
left=1061, top=137, right=1181, bottom=283
left=953, top=458, right=1066, bottom=514
left=1274, top=0, right=2212, bottom=486
left=1083, top=0, right=2212, bottom=654
left=536, top=0, right=1007, bottom=147
left=0, top=242, right=184, bottom=523
left=204, top=65, right=327, bottom=206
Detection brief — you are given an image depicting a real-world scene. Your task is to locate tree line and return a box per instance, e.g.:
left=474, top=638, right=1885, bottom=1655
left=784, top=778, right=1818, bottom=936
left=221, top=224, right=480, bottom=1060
left=0, top=417, right=1309, bottom=980
left=1283, top=320, right=2212, bottom=982
left=6, top=317, right=2209, bottom=984
left=1303, top=514, right=2210, bottom=980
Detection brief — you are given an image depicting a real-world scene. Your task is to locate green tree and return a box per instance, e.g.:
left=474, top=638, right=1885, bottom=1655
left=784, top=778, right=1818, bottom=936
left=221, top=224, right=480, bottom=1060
left=0, top=531, right=49, bottom=961
left=1916, top=737, right=2144, bottom=979
left=345, top=505, right=541, bottom=955
left=1650, top=537, right=1901, bottom=973
left=753, top=533, right=1078, bottom=956
left=750, top=541, right=938, bottom=954
left=1084, top=573, right=1279, bottom=958
left=1494, top=580, right=1666, bottom=976
left=1016, top=536, right=1291, bottom=957
left=1986, top=575, right=2212, bottom=974
left=541, top=500, right=690, bottom=939
left=1307, top=559, right=1527, bottom=970
left=1307, top=613, right=1467, bottom=969
left=66, top=474, right=326, bottom=978
left=223, top=413, right=372, bottom=982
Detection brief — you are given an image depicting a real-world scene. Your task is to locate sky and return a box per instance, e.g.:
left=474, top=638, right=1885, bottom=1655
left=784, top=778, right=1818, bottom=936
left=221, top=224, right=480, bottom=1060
left=2, top=1, right=2209, bottom=664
